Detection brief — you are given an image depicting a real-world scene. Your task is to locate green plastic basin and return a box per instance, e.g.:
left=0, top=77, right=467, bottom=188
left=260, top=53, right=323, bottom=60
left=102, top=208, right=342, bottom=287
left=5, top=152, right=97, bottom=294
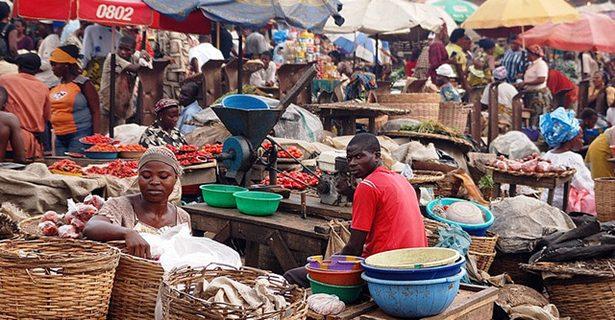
left=200, top=184, right=247, bottom=208
left=233, top=191, right=283, bottom=216
left=307, top=275, right=363, bottom=304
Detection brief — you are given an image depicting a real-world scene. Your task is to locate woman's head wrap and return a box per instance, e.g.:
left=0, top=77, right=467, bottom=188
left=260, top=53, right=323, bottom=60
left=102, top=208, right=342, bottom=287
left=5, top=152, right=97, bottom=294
left=153, top=98, right=179, bottom=115
left=138, top=146, right=183, bottom=175
left=49, top=45, right=81, bottom=64
left=539, top=107, right=580, bottom=148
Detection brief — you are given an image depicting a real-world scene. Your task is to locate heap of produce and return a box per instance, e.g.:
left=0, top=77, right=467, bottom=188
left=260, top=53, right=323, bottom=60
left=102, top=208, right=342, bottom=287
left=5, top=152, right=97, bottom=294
left=400, top=121, right=464, bottom=139
left=48, top=159, right=83, bottom=175
left=85, top=160, right=138, bottom=178
left=80, top=134, right=117, bottom=145
left=166, top=144, right=214, bottom=166
left=85, top=144, right=118, bottom=153
left=202, top=143, right=223, bottom=155
left=38, top=195, right=105, bottom=238
left=117, top=144, right=147, bottom=152
left=260, top=170, right=320, bottom=190
left=487, top=153, right=568, bottom=174
left=262, top=142, right=304, bottom=159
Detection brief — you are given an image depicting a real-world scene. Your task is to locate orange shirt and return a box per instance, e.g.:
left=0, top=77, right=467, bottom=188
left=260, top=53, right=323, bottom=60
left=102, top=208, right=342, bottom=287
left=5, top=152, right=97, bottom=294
left=0, top=73, right=51, bottom=159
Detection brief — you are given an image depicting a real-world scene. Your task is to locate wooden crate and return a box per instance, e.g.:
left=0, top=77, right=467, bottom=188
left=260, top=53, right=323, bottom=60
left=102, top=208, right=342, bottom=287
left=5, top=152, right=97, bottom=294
left=307, top=284, right=498, bottom=320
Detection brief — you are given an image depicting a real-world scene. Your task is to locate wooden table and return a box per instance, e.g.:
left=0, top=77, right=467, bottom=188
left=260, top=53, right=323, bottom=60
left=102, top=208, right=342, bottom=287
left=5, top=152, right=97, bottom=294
left=493, top=171, right=573, bottom=211
left=183, top=203, right=330, bottom=273
left=307, top=284, right=498, bottom=320
left=279, top=194, right=352, bottom=221
left=308, top=102, right=410, bottom=135
left=180, top=161, right=217, bottom=195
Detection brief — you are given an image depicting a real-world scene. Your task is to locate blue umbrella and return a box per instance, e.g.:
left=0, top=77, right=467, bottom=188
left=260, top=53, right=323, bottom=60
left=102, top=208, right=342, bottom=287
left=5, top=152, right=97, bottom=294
left=330, top=32, right=374, bottom=55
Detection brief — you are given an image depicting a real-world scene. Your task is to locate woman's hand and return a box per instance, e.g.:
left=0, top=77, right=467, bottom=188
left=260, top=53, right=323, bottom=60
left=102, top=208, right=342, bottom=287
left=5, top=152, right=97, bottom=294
left=124, top=230, right=151, bottom=259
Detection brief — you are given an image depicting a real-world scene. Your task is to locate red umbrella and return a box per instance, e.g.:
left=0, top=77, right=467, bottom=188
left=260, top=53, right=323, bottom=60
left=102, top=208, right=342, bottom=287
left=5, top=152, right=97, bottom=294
left=16, top=0, right=211, bottom=34
left=519, top=12, right=615, bottom=52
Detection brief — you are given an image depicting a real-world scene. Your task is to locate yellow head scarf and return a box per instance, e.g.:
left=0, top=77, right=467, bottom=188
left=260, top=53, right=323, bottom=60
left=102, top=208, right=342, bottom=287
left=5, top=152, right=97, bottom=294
left=49, top=47, right=78, bottom=64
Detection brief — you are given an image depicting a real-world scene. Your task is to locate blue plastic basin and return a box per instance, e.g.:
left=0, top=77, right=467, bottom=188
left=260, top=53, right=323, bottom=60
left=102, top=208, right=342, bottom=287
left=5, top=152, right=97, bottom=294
left=363, top=269, right=465, bottom=318
left=222, top=94, right=269, bottom=110
left=361, top=256, right=466, bottom=281
left=84, top=151, right=118, bottom=159
left=426, top=198, right=494, bottom=236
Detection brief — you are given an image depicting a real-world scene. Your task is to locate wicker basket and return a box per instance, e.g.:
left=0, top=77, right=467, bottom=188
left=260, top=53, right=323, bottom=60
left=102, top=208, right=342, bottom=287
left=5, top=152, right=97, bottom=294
left=439, top=102, right=471, bottom=133
left=0, top=238, right=120, bottom=320
left=376, top=93, right=440, bottom=104
left=385, top=103, right=440, bottom=122
left=490, top=252, right=543, bottom=291
left=18, top=215, right=42, bottom=237
left=107, top=242, right=165, bottom=320
left=160, top=266, right=308, bottom=320
left=595, top=178, right=615, bottom=222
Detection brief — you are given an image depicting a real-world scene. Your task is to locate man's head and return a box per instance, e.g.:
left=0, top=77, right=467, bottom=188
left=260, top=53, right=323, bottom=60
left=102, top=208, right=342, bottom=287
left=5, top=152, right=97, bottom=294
left=592, top=72, right=606, bottom=88
left=14, top=19, right=25, bottom=35
left=199, top=34, right=212, bottom=44
left=526, top=45, right=544, bottom=62
left=260, top=51, right=272, bottom=65
left=16, top=53, right=41, bottom=75
left=478, top=38, right=496, bottom=55
left=117, top=36, right=136, bottom=60
left=580, top=108, right=598, bottom=129
left=346, top=133, right=381, bottom=179
left=449, top=28, right=466, bottom=44
left=178, top=82, right=200, bottom=107
left=0, top=2, right=10, bottom=21
left=0, top=86, right=8, bottom=111
left=508, top=34, right=520, bottom=51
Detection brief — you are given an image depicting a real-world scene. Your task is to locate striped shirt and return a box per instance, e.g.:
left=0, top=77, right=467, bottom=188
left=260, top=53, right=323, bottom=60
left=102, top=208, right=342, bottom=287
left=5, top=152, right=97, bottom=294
left=501, top=49, right=527, bottom=83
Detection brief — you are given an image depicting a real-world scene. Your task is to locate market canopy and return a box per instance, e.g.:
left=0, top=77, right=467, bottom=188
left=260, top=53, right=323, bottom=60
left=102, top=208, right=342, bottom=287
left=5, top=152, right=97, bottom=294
left=427, top=0, right=476, bottom=23
left=462, top=0, right=580, bottom=30
left=323, top=0, right=456, bottom=38
left=327, top=32, right=390, bottom=64
left=143, top=0, right=343, bottom=31
left=16, top=0, right=212, bottom=34
left=519, top=12, right=615, bottom=53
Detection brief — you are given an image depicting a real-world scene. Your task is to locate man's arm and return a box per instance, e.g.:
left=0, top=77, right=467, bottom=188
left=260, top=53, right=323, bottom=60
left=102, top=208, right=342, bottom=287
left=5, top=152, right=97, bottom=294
left=7, top=29, right=17, bottom=58
left=339, top=229, right=368, bottom=256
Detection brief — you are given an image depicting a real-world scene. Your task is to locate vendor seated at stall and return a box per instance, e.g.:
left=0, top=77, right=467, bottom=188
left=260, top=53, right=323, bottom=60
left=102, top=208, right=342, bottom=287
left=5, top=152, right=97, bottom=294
left=540, top=108, right=595, bottom=214
left=139, top=98, right=188, bottom=148
left=284, top=133, right=427, bottom=288
left=249, top=51, right=277, bottom=87
left=480, top=67, right=519, bottom=131
left=435, top=64, right=462, bottom=103
left=0, top=87, right=26, bottom=163
left=84, top=147, right=190, bottom=258
left=177, top=82, right=203, bottom=136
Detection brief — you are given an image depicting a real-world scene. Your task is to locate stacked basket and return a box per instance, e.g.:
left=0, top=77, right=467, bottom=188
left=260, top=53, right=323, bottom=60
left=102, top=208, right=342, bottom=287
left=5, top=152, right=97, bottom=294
left=159, top=266, right=308, bottom=320
left=0, top=238, right=120, bottom=320
left=595, top=178, right=615, bottom=222
left=438, top=102, right=471, bottom=133
left=376, top=93, right=440, bottom=122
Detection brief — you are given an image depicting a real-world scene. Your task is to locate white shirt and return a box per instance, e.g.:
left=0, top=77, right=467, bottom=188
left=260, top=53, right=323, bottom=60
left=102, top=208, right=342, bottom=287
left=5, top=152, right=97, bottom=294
left=188, top=43, right=224, bottom=71
left=607, top=107, right=615, bottom=126
left=36, top=34, right=61, bottom=88
left=250, top=61, right=277, bottom=87
left=245, top=32, right=269, bottom=56
left=581, top=52, right=598, bottom=77
left=540, top=151, right=594, bottom=210
left=81, top=24, right=116, bottom=67
left=524, top=58, right=549, bottom=90
left=480, top=82, right=519, bottom=107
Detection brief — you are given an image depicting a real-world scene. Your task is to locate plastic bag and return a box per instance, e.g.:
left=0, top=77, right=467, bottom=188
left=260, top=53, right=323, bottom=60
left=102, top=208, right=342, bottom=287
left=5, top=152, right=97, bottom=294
left=325, top=220, right=350, bottom=259
left=307, top=294, right=345, bottom=315
left=568, top=187, right=596, bottom=216
left=114, top=124, right=148, bottom=145
left=489, top=131, right=540, bottom=160
left=140, top=224, right=242, bottom=272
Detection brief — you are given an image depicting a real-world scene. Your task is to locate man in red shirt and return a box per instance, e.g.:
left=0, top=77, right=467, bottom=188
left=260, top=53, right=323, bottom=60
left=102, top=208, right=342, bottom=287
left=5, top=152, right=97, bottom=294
left=284, top=133, right=427, bottom=287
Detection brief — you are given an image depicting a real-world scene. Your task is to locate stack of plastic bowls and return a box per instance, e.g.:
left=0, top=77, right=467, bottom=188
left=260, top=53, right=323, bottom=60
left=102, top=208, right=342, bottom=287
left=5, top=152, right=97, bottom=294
left=305, top=255, right=364, bottom=304
left=361, top=247, right=466, bottom=318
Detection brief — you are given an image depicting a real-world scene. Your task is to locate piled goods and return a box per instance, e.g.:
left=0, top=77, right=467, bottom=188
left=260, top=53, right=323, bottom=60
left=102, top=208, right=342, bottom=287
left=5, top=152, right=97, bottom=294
left=117, top=144, right=146, bottom=152
left=307, top=294, right=345, bottom=316
left=80, top=133, right=117, bottom=145
left=86, top=144, right=119, bottom=152
left=34, top=196, right=104, bottom=238
left=160, top=266, right=308, bottom=319
left=48, top=159, right=83, bottom=175
left=400, top=120, right=464, bottom=138
left=0, top=238, right=120, bottom=319
left=486, top=153, right=574, bottom=176
left=360, top=248, right=464, bottom=318
left=86, top=160, right=138, bottom=178
left=278, top=146, right=304, bottom=159
left=85, top=143, right=120, bottom=159
left=202, top=143, right=223, bottom=154
left=260, top=171, right=320, bottom=190
left=305, top=255, right=364, bottom=304
left=166, top=144, right=213, bottom=166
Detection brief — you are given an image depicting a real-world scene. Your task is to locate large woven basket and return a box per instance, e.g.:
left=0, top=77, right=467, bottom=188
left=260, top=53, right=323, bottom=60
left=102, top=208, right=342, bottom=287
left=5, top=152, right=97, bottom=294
left=160, top=266, right=308, bottom=320
left=107, top=242, right=164, bottom=320
left=0, top=238, right=120, bottom=320
left=439, top=102, right=471, bottom=133
left=386, top=103, right=440, bottom=122
left=595, top=178, right=615, bottom=222
left=376, top=93, right=440, bottom=104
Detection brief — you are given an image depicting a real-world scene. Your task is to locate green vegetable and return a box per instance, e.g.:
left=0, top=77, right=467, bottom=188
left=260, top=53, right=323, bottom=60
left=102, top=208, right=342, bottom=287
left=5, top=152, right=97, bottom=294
left=478, top=174, right=495, bottom=190
left=400, top=120, right=463, bottom=138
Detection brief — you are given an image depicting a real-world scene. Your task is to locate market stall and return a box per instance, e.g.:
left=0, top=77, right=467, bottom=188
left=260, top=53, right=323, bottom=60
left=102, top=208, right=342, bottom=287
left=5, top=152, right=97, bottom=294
left=308, top=102, right=411, bottom=135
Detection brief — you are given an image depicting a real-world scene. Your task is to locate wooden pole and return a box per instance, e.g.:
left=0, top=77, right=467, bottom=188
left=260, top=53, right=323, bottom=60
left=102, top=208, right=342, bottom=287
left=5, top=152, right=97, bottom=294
left=488, top=82, right=500, bottom=144
left=135, top=29, right=146, bottom=125
left=109, top=28, right=117, bottom=137
left=237, top=26, right=243, bottom=94
left=512, top=94, right=523, bottom=131
left=471, top=99, right=482, bottom=142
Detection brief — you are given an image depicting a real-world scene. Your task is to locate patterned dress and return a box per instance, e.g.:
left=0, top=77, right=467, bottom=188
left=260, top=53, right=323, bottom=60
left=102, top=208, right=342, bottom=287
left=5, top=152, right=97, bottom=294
left=139, top=123, right=188, bottom=148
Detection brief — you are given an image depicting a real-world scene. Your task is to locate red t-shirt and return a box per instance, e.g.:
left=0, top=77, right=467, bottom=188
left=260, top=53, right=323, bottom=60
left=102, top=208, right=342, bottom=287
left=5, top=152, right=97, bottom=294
left=351, top=167, right=427, bottom=257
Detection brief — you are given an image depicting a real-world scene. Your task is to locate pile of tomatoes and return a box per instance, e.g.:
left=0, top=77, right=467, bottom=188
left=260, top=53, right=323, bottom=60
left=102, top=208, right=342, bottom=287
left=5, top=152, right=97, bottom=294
left=118, top=144, right=146, bottom=152
left=260, top=171, right=320, bottom=191
left=86, top=144, right=118, bottom=153
left=261, top=142, right=304, bottom=159
left=48, top=159, right=83, bottom=175
left=167, top=144, right=213, bottom=167
left=85, top=160, right=138, bottom=178
left=81, top=134, right=117, bottom=145
left=202, top=143, right=223, bottom=155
